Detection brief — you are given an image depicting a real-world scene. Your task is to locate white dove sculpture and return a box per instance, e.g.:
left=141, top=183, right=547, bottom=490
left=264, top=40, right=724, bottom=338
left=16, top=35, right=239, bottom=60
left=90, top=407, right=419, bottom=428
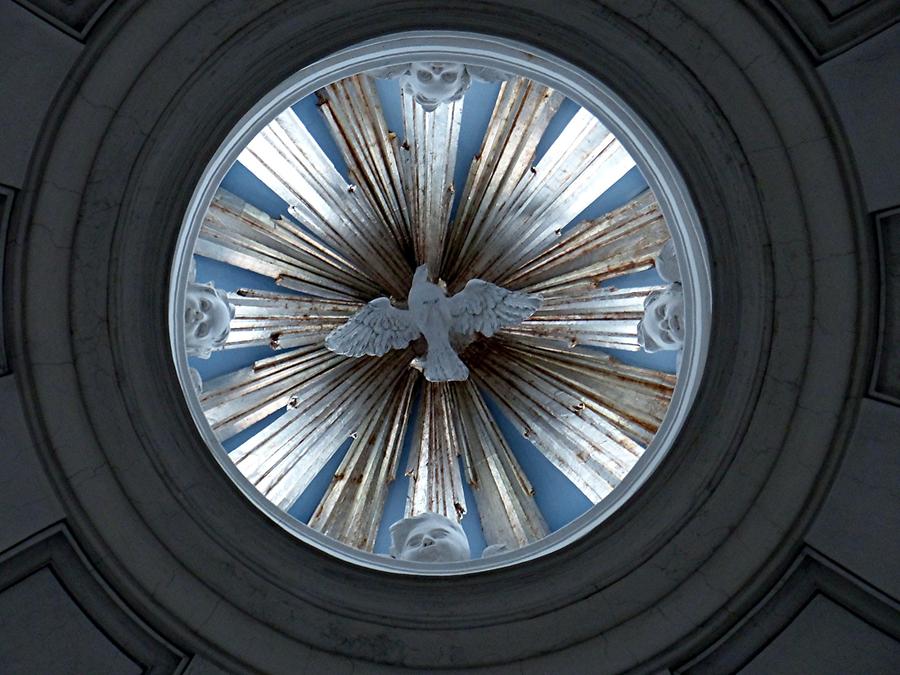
left=324, top=265, right=541, bottom=382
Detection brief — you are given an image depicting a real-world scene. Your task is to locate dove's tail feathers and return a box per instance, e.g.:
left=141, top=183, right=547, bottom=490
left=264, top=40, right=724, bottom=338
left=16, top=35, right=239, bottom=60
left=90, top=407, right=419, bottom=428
left=423, top=346, right=469, bottom=382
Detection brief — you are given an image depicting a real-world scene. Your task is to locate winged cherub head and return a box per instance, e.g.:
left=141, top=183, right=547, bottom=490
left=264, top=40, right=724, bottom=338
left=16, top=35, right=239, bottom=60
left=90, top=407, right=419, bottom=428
left=401, top=62, right=471, bottom=112
left=637, top=283, right=685, bottom=352
left=184, top=260, right=235, bottom=359
left=368, top=62, right=509, bottom=112
left=389, top=512, right=471, bottom=563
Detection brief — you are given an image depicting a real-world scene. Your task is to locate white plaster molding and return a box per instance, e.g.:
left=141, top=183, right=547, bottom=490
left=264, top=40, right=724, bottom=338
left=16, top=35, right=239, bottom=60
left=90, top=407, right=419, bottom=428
left=655, top=238, right=680, bottom=283
left=637, top=283, right=685, bottom=353
left=188, top=367, right=202, bottom=393
left=183, top=277, right=234, bottom=359
left=369, top=61, right=508, bottom=111
left=389, top=512, right=471, bottom=563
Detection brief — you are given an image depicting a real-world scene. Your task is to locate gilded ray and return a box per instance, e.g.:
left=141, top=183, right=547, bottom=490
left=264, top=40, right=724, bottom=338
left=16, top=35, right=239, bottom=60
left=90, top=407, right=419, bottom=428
left=229, top=349, right=413, bottom=511
left=451, top=381, right=549, bottom=550
left=445, top=78, right=565, bottom=280
left=317, top=75, right=413, bottom=258
left=399, top=89, right=463, bottom=274
left=501, top=285, right=662, bottom=351
left=224, top=289, right=362, bottom=351
left=405, top=382, right=467, bottom=521
left=468, top=337, right=674, bottom=501
left=201, top=346, right=345, bottom=440
left=501, top=190, right=669, bottom=293
left=198, top=189, right=380, bottom=300
left=308, top=370, right=418, bottom=551
left=489, top=337, right=675, bottom=443
left=451, top=107, right=637, bottom=286
left=238, top=108, right=411, bottom=296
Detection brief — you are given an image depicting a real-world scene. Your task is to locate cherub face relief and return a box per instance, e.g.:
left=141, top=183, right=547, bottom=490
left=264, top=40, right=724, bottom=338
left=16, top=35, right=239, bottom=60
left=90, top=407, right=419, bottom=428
left=402, top=62, right=470, bottom=111
left=637, top=284, right=685, bottom=352
left=184, top=281, right=234, bottom=358
left=390, top=512, right=471, bottom=563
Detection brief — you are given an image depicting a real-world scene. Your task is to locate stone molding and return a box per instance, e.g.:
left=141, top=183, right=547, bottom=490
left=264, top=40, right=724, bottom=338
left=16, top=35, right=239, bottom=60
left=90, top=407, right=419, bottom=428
left=12, top=0, right=115, bottom=41
left=680, top=548, right=900, bottom=672
left=768, top=0, right=900, bottom=61
left=0, top=185, right=14, bottom=375
left=7, top=0, right=875, bottom=671
left=872, top=206, right=900, bottom=404
left=0, top=524, right=186, bottom=673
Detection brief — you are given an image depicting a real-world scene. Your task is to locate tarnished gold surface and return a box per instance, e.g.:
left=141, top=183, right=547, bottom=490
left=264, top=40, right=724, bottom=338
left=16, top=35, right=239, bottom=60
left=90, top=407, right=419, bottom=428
left=193, top=72, right=677, bottom=554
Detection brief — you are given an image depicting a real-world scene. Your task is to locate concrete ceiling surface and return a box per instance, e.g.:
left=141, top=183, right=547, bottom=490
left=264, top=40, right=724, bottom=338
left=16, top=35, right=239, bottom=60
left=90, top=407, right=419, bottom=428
left=2, top=0, right=897, bottom=673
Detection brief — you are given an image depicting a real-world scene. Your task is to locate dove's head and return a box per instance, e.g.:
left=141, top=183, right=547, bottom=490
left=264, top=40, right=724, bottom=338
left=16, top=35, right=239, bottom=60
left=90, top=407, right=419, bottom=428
left=413, top=264, right=430, bottom=284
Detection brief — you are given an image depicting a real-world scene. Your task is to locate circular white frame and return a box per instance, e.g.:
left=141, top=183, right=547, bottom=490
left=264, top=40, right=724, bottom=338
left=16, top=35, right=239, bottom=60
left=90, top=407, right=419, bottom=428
left=168, top=30, right=712, bottom=575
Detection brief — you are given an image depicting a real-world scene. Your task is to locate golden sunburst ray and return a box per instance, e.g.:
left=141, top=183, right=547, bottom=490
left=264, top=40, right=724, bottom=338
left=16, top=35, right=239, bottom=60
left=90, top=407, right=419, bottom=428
left=450, top=380, right=549, bottom=549
left=200, top=345, right=345, bottom=440
left=223, top=289, right=363, bottom=351
left=308, top=370, right=418, bottom=551
left=485, top=336, right=675, bottom=445
left=237, top=107, right=411, bottom=297
left=499, top=189, right=669, bottom=293
left=467, top=337, right=674, bottom=501
left=399, top=89, right=463, bottom=273
left=229, top=350, right=413, bottom=510
left=443, top=77, right=564, bottom=282
left=451, top=107, right=637, bottom=285
left=502, top=285, right=662, bottom=351
left=317, top=75, right=413, bottom=258
left=405, top=382, right=468, bottom=521
left=198, top=189, right=381, bottom=300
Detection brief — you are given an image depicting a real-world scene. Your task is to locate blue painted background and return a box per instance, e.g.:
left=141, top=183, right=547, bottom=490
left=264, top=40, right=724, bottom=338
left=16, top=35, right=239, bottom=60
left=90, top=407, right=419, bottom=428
left=190, top=80, right=676, bottom=557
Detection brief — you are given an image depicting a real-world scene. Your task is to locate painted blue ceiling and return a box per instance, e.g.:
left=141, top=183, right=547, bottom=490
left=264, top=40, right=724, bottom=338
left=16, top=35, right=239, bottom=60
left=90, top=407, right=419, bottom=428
left=190, top=78, right=676, bottom=557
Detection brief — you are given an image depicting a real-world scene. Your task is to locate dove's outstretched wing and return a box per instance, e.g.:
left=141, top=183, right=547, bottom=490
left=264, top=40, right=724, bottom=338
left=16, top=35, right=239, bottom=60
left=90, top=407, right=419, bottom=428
left=448, top=280, right=541, bottom=337
left=325, top=297, right=420, bottom=357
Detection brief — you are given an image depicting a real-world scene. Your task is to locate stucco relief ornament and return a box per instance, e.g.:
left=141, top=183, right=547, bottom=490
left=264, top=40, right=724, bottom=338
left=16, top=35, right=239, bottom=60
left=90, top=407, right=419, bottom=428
left=481, top=543, right=508, bottom=558
left=193, top=74, right=684, bottom=557
left=324, top=264, right=540, bottom=382
left=184, top=259, right=235, bottom=359
left=188, top=367, right=204, bottom=394
left=637, top=240, right=685, bottom=353
left=369, top=62, right=509, bottom=111
left=390, top=512, right=471, bottom=563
